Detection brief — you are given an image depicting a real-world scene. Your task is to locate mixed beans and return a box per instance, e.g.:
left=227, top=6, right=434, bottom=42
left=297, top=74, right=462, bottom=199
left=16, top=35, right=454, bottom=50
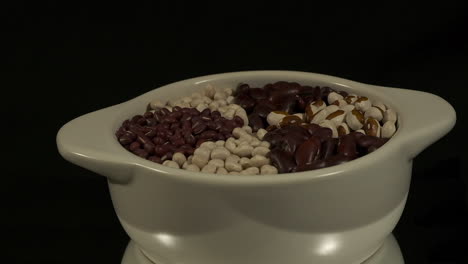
left=115, top=81, right=398, bottom=175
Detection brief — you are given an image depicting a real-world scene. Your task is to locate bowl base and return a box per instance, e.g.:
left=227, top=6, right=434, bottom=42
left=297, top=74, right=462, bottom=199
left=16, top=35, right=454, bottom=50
left=121, top=234, right=404, bottom=264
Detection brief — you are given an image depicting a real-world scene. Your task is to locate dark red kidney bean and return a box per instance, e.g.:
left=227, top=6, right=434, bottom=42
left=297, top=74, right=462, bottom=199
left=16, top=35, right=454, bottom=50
left=206, top=121, right=217, bottom=130
left=248, top=113, right=264, bottom=132
left=143, top=111, right=154, bottom=118
left=321, top=87, right=332, bottom=101
left=199, top=130, right=218, bottom=139
left=152, top=137, right=165, bottom=145
left=337, top=135, right=357, bottom=158
left=184, top=133, right=196, bottom=145
left=263, top=132, right=283, bottom=147
left=118, top=135, right=133, bottom=145
left=236, top=83, right=250, bottom=95
left=321, top=138, right=337, bottom=160
left=249, top=88, right=268, bottom=99
left=235, top=94, right=256, bottom=112
left=282, top=125, right=310, bottom=139
left=296, top=95, right=306, bottom=111
left=272, top=81, right=290, bottom=91
left=312, top=127, right=333, bottom=142
left=144, top=128, right=157, bottom=137
left=299, top=85, right=315, bottom=95
left=357, top=135, right=381, bottom=148
left=173, top=106, right=182, bottom=112
left=278, top=94, right=298, bottom=114
left=192, top=121, right=207, bottom=134
left=148, top=156, right=162, bottom=163
left=253, top=104, right=274, bottom=118
left=295, top=137, right=321, bottom=166
left=268, top=149, right=296, bottom=173
left=263, top=83, right=274, bottom=93
left=133, top=149, right=149, bottom=158
left=325, top=154, right=354, bottom=167
left=338, top=91, right=348, bottom=98
left=129, top=141, right=141, bottom=151
left=296, top=159, right=327, bottom=172
left=160, top=108, right=171, bottom=116
left=233, top=116, right=244, bottom=127
left=211, top=111, right=221, bottom=119
left=305, top=123, right=321, bottom=135
left=281, top=135, right=306, bottom=155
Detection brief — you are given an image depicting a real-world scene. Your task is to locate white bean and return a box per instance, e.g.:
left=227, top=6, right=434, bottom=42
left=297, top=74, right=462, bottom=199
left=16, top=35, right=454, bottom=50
left=192, top=155, right=209, bottom=168
left=266, top=112, right=287, bottom=126
left=209, top=101, right=219, bottom=111
left=225, top=139, right=237, bottom=152
left=373, top=101, right=387, bottom=112
left=186, top=164, right=200, bottom=172
left=217, top=99, right=227, bottom=107
left=252, top=146, right=270, bottom=157
left=240, top=167, right=260, bottom=175
left=216, top=167, right=228, bottom=174
left=239, top=157, right=251, bottom=169
left=208, top=159, right=225, bottom=168
left=249, top=155, right=270, bottom=168
left=211, top=147, right=231, bottom=160
left=341, top=104, right=355, bottom=113
left=172, top=152, right=186, bottom=167
left=225, top=161, right=242, bottom=172
left=200, top=141, right=216, bottom=150
left=163, top=160, right=180, bottom=169
left=261, top=164, right=278, bottom=175
left=324, top=105, right=340, bottom=114
left=229, top=171, right=240, bottom=175
left=201, top=164, right=217, bottom=173
left=233, top=145, right=254, bottom=157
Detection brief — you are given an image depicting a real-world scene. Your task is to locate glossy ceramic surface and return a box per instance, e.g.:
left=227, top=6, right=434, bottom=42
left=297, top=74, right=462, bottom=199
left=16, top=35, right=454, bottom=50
left=57, top=71, right=455, bottom=264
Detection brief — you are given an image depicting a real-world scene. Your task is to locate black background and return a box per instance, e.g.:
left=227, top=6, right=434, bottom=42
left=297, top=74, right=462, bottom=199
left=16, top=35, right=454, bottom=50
left=4, top=1, right=468, bottom=263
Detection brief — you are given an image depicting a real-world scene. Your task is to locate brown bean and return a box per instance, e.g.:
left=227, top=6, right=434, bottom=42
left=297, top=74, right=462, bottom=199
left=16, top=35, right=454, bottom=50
left=337, top=134, right=357, bottom=158
left=118, top=135, right=133, bottom=145
left=321, top=138, right=337, bottom=160
left=184, top=133, right=196, bottom=145
left=137, top=134, right=152, bottom=145
left=296, top=159, right=327, bottom=171
left=357, top=135, right=381, bottom=148
left=173, top=106, right=182, bottom=112
left=253, top=104, right=275, bottom=118
left=235, top=94, right=256, bottom=112
left=131, top=115, right=143, bottom=123
left=152, top=137, right=165, bottom=145
left=233, top=116, right=244, bottom=127
left=192, top=121, right=207, bottom=134
left=249, top=88, right=268, bottom=100
left=133, top=149, right=149, bottom=159
left=143, top=111, right=154, bottom=118
left=148, top=156, right=162, bottom=163
left=129, top=141, right=141, bottom=151
left=196, top=138, right=209, bottom=148
left=295, top=137, right=321, bottom=166
left=160, top=108, right=171, bottom=116
left=278, top=94, right=298, bottom=113
left=144, top=142, right=156, bottom=154
left=312, top=127, right=333, bottom=142
left=280, top=135, right=306, bottom=155
left=236, top=83, right=250, bottom=95
left=211, top=111, right=221, bottom=119
left=199, top=130, right=218, bottom=139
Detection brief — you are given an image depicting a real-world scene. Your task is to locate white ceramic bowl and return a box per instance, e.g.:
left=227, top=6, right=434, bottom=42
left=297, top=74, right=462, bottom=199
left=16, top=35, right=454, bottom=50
left=57, top=71, right=455, bottom=264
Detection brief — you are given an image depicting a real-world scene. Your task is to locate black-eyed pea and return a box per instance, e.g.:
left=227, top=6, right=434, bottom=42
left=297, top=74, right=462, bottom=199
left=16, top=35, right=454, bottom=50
left=208, top=159, right=225, bottom=168
left=211, top=147, right=231, bottom=160
left=346, top=109, right=365, bottom=130
left=383, top=109, right=397, bottom=123
left=294, top=113, right=304, bottom=120
left=337, top=123, right=350, bottom=136
left=326, top=110, right=346, bottom=126
left=252, top=146, right=270, bottom=157
left=256, top=128, right=268, bottom=140
left=216, top=167, right=228, bottom=174
left=172, top=152, right=186, bottom=167
left=332, top=99, right=348, bottom=107
left=163, top=160, right=180, bottom=169
left=327, top=92, right=344, bottom=104
left=260, top=164, right=278, bottom=175
left=186, top=164, right=200, bottom=172
left=324, top=105, right=340, bottom=114
left=364, top=106, right=384, bottom=121
left=240, top=167, right=260, bottom=175
left=364, top=117, right=381, bottom=137
left=381, top=121, right=396, bottom=138
left=311, top=109, right=328, bottom=124
left=373, top=101, right=387, bottom=112
left=249, top=155, right=270, bottom=167
left=345, top=95, right=357, bottom=104
left=266, top=111, right=288, bottom=126
left=201, top=164, right=217, bottom=173
left=311, top=99, right=327, bottom=111
left=304, top=103, right=318, bottom=122
left=280, top=115, right=302, bottom=127
left=355, top=97, right=372, bottom=112
left=319, top=120, right=338, bottom=138
left=341, top=104, right=355, bottom=113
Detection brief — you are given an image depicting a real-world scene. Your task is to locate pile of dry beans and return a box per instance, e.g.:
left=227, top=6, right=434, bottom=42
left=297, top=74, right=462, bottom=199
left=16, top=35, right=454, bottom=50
left=115, top=81, right=398, bottom=175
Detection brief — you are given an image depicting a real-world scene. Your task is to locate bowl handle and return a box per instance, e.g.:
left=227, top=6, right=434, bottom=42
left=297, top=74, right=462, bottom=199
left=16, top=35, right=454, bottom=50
left=375, top=86, right=456, bottom=160
left=56, top=106, right=134, bottom=184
